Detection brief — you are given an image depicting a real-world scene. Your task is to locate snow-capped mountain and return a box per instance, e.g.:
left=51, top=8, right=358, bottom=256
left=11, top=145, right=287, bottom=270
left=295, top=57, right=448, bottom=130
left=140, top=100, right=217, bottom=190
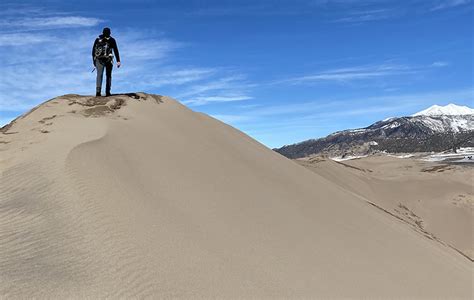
left=275, top=104, right=474, bottom=159
left=400, top=115, right=472, bottom=133
left=413, top=103, right=474, bottom=116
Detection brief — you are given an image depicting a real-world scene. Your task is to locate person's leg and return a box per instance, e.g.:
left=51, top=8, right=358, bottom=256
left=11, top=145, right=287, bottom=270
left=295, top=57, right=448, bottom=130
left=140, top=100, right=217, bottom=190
left=105, top=62, right=113, bottom=96
left=95, top=60, right=105, bottom=96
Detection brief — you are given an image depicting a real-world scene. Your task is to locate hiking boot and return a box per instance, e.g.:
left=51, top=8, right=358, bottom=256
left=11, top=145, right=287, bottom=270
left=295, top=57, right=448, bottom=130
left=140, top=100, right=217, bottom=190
left=96, top=87, right=101, bottom=97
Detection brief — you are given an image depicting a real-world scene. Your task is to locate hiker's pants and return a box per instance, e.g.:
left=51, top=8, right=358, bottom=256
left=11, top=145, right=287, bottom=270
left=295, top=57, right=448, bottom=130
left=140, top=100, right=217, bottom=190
left=95, top=59, right=113, bottom=93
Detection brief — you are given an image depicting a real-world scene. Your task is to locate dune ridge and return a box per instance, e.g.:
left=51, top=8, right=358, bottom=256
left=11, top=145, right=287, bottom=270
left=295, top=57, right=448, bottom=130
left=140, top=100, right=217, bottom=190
left=0, top=93, right=471, bottom=298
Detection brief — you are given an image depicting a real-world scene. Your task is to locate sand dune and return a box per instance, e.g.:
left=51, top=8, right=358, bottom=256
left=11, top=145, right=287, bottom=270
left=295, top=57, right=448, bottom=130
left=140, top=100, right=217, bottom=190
left=297, top=155, right=474, bottom=260
left=0, top=93, right=472, bottom=298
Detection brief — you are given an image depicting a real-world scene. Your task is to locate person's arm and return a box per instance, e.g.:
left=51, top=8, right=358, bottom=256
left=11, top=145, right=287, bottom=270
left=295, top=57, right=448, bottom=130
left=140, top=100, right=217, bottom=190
left=92, top=38, right=98, bottom=65
left=112, top=38, right=121, bottom=64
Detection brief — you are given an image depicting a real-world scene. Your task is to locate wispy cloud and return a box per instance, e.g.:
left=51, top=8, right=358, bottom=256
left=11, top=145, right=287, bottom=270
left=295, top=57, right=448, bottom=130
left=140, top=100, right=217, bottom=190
left=315, top=0, right=472, bottom=23
left=332, top=9, right=393, bottom=23
left=213, top=87, right=474, bottom=147
left=0, top=30, right=213, bottom=112
left=183, top=95, right=253, bottom=106
left=252, top=88, right=473, bottom=122
left=431, top=0, right=472, bottom=11
left=431, top=61, right=450, bottom=67
left=0, top=33, right=54, bottom=46
left=174, top=75, right=254, bottom=103
left=119, top=35, right=182, bottom=61
left=310, top=0, right=393, bottom=7
left=145, top=68, right=217, bottom=87
left=24, top=16, right=102, bottom=28
left=279, top=62, right=449, bottom=85
left=280, top=64, right=412, bottom=84
left=0, top=31, right=100, bottom=111
left=0, top=5, right=253, bottom=115
left=0, top=16, right=103, bottom=30
left=0, top=4, right=49, bottom=18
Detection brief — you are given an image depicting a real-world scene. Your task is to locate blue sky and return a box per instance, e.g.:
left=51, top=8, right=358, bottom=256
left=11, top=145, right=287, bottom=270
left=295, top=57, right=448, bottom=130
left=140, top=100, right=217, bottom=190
left=0, top=0, right=473, bottom=148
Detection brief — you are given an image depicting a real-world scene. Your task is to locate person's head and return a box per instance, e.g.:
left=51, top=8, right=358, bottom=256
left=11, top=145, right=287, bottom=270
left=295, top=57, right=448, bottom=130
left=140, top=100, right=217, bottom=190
left=102, top=27, right=111, bottom=38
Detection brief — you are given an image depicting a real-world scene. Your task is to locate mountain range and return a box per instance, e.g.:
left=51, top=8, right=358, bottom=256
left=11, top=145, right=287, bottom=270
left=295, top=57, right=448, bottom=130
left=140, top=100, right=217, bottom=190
left=275, top=103, right=474, bottom=159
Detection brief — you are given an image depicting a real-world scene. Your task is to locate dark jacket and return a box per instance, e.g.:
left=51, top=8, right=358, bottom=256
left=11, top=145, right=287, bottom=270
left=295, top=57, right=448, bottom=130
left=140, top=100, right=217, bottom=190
left=92, top=34, right=120, bottom=64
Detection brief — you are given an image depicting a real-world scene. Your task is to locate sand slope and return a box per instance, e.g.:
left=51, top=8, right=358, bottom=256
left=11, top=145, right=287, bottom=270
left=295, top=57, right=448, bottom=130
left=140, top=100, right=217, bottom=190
left=0, top=93, right=472, bottom=298
left=297, top=155, right=474, bottom=260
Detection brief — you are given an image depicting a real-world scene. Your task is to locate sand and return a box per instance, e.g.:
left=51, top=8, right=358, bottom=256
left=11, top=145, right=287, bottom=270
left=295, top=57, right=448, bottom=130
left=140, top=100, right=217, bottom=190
left=0, top=93, right=472, bottom=298
left=297, top=155, right=474, bottom=261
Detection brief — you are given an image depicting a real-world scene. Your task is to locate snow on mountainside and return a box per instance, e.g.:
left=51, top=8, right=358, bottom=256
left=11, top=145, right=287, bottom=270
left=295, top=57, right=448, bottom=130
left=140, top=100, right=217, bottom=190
left=413, top=103, right=474, bottom=116
left=275, top=103, right=474, bottom=159
left=413, top=115, right=472, bottom=133
left=378, top=115, right=473, bottom=133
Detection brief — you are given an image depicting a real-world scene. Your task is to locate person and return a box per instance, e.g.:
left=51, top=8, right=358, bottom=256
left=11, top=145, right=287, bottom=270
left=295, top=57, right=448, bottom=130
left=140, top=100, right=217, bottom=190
left=92, top=27, right=121, bottom=97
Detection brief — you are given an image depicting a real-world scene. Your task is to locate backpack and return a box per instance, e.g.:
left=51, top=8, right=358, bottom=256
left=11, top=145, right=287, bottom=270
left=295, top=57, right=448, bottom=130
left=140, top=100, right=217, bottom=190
left=94, top=37, right=114, bottom=62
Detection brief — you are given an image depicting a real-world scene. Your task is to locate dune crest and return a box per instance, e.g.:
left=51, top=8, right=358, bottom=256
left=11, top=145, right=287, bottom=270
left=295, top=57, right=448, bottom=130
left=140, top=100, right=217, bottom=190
left=0, top=93, right=471, bottom=298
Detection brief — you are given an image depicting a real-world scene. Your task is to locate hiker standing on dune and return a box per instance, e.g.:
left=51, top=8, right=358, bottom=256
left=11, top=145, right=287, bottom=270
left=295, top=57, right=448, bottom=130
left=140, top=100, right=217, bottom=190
left=92, top=27, right=121, bottom=97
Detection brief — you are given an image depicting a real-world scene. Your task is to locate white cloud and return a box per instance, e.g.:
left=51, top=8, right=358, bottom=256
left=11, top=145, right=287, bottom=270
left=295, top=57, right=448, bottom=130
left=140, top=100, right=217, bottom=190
left=281, top=64, right=416, bottom=84
left=332, top=9, right=393, bottom=23
left=0, top=29, right=184, bottom=111
left=146, top=68, right=217, bottom=87
left=215, top=87, right=474, bottom=147
left=0, top=7, right=40, bottom=17
left=26, top=16, right=102, bottom=27
left=0, top=33, right=54, bottom=46
left=224, top=87, right=474, bottom=121
left=120, top=38, right=182, bottom=61
left=0, top=16, right=103, bottom=30
left=431, top=61, right=450, bottom=67
left=175, top=75, right=253, bottom=98
left=183, top=95, right=253, bottom=106
left=279, top=62, right=451, bottom=85
left=431, top=0, right=472, bottom=11
left=0, top=7, right=252, bottom=113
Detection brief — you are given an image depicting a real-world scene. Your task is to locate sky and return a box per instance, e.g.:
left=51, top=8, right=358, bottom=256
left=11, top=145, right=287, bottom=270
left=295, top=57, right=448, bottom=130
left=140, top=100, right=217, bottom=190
left=0, top=0, right=473, bottom=148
